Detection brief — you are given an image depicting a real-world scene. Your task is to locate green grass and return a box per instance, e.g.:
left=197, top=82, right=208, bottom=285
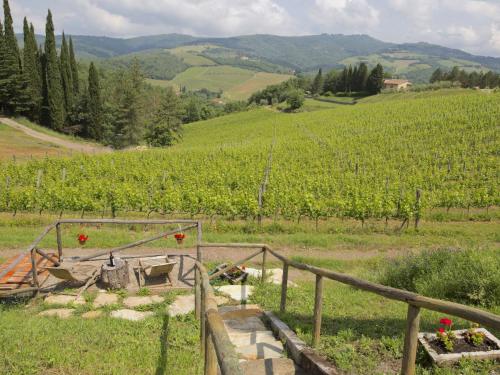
left=0, top=294, right=202, bottom=375
left=250, top=258, right=500, bottom=374
left=153, top=65, right=291, bottom=100
left=168, top=45, right=218, bottom=66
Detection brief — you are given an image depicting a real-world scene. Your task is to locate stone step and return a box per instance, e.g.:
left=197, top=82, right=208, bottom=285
left=229, top=330, right=278, bottom=347
left=240, top=358, right=307, bottom=375
left=236, top=341, right=284, bottom=360
left=224, top=316, right=269, bottom=334
left=218, top=304, right=261, bottom=314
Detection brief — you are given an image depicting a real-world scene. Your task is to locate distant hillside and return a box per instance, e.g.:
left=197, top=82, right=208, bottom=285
left=19, top=33, right=500, bottom=83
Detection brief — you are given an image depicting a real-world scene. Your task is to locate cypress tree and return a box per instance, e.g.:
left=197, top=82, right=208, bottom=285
left=0, top=20, right=6, bottom=113
left=1, top=0, right=23, bottom=114
left=23, top=18, right=42, bottom=120
left=357, top=63, right=368, bottom=92
left=60, top=33, right=73, bottom=113
left=69, top=37, right=79, bottom=95
left=367, top=64, right=384, bottom=95
left=87, top=62, right=103, bottom=140
left=311, top=68, right=324, bottom=95
left=44, top=10, right=65, bottom=130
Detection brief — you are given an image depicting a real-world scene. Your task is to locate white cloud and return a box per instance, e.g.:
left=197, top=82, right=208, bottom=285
left=312, top=0, right=380, bottom=30
left=490, top=24, right=500, bottom=53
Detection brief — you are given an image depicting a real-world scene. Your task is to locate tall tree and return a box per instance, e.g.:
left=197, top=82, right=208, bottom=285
left=44, top=10, right=65, bottom=130
left=0, top=20, right=6, bottom=113
left=1, top=0, right=23, bottom=114
left=311, top=68, right=324, bottom=95
left=22, top=18, right=42, bottom=120
left=69, top=37, right=79, bottom=95
left=357, top=63, right=368, bottom=91
left=60, top=33, right=73, bottom=113
left=367, top=64, right=384, bottom=95
left=86, top=62, right=103, bottom=139
left=430, top=68, right=443, bottom=83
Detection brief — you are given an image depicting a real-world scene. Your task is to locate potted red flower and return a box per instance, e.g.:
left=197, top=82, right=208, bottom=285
left=174, top=233, right=185, bottom=245
left=78, top=234, right=89, bottom=245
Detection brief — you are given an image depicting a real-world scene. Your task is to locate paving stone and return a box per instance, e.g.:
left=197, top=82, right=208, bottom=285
left=74, top=296, right=87, bottom=306
left=168, top=294, right=195, bottom=317
left=81, top=310, right=103, bottom=319
left=236, top=341, right=284, bottom=360
left=39, top=308, right=74, bottom=319
left=214, top=295, right=229, bottom=305
left=218, top=304, right=261, bottom=314
left=229, top=330, right=278, bottom=347
left=44, top=295, right=76, bottom=305
left=217, top=285, right=254, bottom=301
left=245, top=268, right=297, bottom=287
left=240, top=358, right=306, bottom=375
left=224, top=316, right=268, bottom=333
left=93, top=293, right=119, bottom=308
left=123, top=295, right=164, bottom=308
left=110, top=309, right=154, bottom=321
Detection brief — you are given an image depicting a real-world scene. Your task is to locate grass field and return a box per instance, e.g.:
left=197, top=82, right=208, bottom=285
left=168, top=44, right=218, bottom=66
left=148, top=65, right=291, bottom=100
left=0, top=122, right=64, bottom=161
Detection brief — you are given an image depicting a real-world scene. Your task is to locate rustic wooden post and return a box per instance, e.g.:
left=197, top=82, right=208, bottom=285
left=312, top=274, right=324, bottom=347
left=401, top=304, right=421, bottom=375
left=261, top=247, right=267, bottom=283
left=56, top=223, right=63, bottom=261
left=195, top=222, right=202, bottom=320
left=200, top=279, right=206, bottom=354
left=280, top=262, right=288, bottom=314
left=30, top=249, right=40, bottom=291
left=205, top=328, right=217, bottom=375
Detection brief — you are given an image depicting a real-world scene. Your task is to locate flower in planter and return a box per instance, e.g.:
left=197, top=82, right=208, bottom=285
left=464, top=324, right=486, bottom=347
left=174, top=233, right=186, bottom=244
left=78, top=234, right=89, bottom=245
left=436, top=317, right=456, bottom=352
left=440, top=318, right=453, bottom=326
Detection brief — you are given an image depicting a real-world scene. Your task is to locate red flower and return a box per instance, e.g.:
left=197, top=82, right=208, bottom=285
left=440, top=318, right=452, bottom=326
left=438, top=328, right=445, bottom=333
left=78, top=234, right=89, bottom=242
left=174, top=233, right=185, bottom=240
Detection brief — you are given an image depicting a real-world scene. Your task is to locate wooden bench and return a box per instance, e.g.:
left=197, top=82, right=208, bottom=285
left=135, top=256, right=177, bottom=287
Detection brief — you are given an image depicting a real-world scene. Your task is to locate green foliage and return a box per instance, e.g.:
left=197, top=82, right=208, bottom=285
left=382, top=248, right=500, bottom=306
left=69, top=37, right=79, bottom=95
left=430, top=66, right=500, bottom=88
left=311, top=68, right=324, bottom=95
left=22, top=18, right=42, bottom=121
left=286, top=89, right=305, bottom=110
left=60, top=33, right=74, bottom=113
left=367, top=63, right=384, bottom=94
left=86, top=62, right=103, bottom=139
left=44, top=10, right=65, bottom=130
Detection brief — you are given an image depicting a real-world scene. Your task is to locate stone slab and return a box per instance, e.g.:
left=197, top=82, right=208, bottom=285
left=168, top=294, right=195, bottom=317
left=224, top=316, right=268, bottom=333
left=236, top=341, right=284, bottom=360
left=39, top=308, right=74, bottom=319
left=214, top=295, right=229, bottom=306
left=44, top=295, right=76, bottom=305
left=218, top=304, right=261, bottom=314
left=110, top=309, right=154, bottom=321
left=217, top=285, right=254, bottom=302
left=240, top=358, right=307, bottom=375
left=123, top=295, right=164, bottom=308
left=229, top=330, right=278, bottom=347
left=74, top=296, right=87, bottom=305
left=246, top=268, right=297, bottom=287
left=82, top=310, right=103, bottom=319
left=93, top=293, right=119, bottom=308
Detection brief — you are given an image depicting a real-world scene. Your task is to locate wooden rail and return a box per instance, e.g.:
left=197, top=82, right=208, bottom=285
left=194, top=261, right=242, bottom=375
left=199, top=243, right=500, bottom=375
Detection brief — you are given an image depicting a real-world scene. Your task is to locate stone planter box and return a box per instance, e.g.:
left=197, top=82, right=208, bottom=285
left=418, top=328, right=500, bottom=365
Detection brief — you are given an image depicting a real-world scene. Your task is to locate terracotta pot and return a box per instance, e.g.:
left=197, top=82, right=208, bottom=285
left=176, top=238, right=184, bottom=245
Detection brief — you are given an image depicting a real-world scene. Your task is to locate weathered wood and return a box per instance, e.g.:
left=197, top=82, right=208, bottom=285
left=261, top=248, right=267, bottom=283
left=56, top=224, right=63, bottom=261
left=76, top=269, right=100, bottom=299
left=201, top=285, right=206, bottom=354
left=401, top=304, right=421, bottom=375
left=35, top=248, right=60, bottom=267
left=266, top=247, right=500, bottom=330
left=208, top=248, right=263, bottom=281
left=205, top=329, right=217, bottom=375
left=313, top=275, right=324, bottom=347
left=30, top=249, right=40, bottom=290
left=200, top=242, right=267, bottom=249
left=57, top=219, right=198, bottom=225
left=78, top=224, right=197, bottom=262
left=101, top=259, right=129, bottom=289
left=195, top=222, right=202, bottom=320
left=280, top=263, right=289, bottom=314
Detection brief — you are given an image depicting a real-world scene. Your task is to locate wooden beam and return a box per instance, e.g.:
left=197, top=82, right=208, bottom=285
left=261, top=247, right=267, bottom=283
left=56, top=224, right=63, bottom=261
left=199, top=242, right=268, bottom=249
left=57, top=219, right=199, bottom=225
left=35, top=248, right=60, bottom=267
left=280, top=263, right=289, bottom=314
left=312, top=275, right=323, bottom=347
left=401, top=304, right=421, bottom=375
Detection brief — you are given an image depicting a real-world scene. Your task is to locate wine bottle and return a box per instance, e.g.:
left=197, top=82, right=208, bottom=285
left=109, top=252, right=115, bottom=267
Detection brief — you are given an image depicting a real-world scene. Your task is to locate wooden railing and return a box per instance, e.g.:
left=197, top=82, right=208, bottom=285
left=198, top=243, right=500, bottom=375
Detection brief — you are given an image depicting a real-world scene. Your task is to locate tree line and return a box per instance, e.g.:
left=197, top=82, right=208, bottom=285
left=0, top=0, right=248, bottom=149
left=249, top=63, right=385, bottom=109
left=430, top=66, right=500, bottom=88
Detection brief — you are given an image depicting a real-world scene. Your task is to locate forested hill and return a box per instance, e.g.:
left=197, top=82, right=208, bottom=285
left=17, top=33, right=500, bottom=82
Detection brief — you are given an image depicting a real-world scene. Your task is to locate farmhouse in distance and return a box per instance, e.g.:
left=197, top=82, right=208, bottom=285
left=384, top=79, right=412, bottom=90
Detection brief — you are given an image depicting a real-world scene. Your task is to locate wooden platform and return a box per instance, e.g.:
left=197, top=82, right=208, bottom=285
left=0, top=252, right=58, bottom=291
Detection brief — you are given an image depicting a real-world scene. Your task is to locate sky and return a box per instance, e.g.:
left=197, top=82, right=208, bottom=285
left=9, top=0, right=500, bottom=57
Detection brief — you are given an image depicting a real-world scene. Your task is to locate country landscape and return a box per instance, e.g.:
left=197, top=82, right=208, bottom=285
left=0, top=1, right=499, bottom=375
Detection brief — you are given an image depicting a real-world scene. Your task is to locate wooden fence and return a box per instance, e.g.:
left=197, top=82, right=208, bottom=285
left=197, top=243, right=500, bottom=375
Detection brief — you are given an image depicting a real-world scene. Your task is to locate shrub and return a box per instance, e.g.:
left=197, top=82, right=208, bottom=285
left=381, top=248, right=500, bottom=307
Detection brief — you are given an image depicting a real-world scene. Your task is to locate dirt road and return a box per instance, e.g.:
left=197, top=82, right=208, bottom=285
left=0, top=117, right=111, bottom=154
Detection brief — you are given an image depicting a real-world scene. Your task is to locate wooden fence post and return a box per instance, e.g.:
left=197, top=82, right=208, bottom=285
left=200, top=283, right=206, bottom=354
left=261, top=247, right=267, bottom=283
left=205, top=328, right=217, bottom=375
left=313, top=274, right=324, bottom=347
left=401, top=304, right=421, bottom=375
left=30, top=249, right=40, bottom=292
left=195, top=222, right=202, bottom=320
left=280, top=262, right=288, bottom=314
left=56, top=223, right=63, bottom=261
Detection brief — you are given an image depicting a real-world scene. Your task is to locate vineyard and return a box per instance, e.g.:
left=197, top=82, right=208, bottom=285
left=0, top=91, right=498, bottom=224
